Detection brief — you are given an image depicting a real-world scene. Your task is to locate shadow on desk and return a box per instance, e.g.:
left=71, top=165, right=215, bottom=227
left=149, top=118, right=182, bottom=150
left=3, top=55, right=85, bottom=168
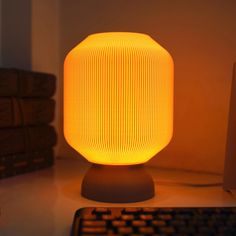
left=0, top=166, right=58, bottom=236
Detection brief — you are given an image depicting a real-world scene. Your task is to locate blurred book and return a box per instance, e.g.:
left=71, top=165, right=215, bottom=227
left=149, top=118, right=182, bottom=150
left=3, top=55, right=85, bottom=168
left=0, top=68, right=57, bottom=179
left=0, top=68, right=56, bottom=97
left=0, top=98, right=55, bottom=127
left=0, top=125, right=57, bottom=156
left=0, top=149, right=54, bottom=179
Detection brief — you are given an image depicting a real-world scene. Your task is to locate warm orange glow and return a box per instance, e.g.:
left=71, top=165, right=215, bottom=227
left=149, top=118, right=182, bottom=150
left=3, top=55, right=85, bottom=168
left=64, top=32, right=173, bottom=165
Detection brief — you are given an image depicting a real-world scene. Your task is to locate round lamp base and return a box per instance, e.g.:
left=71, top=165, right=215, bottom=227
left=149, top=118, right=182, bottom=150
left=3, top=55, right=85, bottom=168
left=81, top=164, right=155, bottom=203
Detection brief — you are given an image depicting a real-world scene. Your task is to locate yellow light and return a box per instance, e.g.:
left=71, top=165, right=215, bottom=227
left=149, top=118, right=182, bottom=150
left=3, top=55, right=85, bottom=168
left=64, top=32, right=173, bottom=165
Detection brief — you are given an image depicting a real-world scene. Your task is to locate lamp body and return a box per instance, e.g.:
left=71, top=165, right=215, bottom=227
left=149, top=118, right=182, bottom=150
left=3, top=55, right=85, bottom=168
left=64, top=32, right=173, bottom=165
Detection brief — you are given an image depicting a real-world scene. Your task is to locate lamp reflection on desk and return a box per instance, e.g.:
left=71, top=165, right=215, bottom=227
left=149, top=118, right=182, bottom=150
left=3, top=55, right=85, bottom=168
left=64, top=32, right=173, bottom=203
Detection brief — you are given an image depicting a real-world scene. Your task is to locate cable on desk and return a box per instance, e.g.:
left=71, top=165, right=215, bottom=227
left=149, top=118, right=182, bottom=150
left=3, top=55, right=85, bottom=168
left=154, top=180, right=222, bottom=187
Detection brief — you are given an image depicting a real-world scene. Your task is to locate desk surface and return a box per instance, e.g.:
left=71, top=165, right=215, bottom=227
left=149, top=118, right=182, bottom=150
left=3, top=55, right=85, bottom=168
left=0, top=157, right=236, bottom=236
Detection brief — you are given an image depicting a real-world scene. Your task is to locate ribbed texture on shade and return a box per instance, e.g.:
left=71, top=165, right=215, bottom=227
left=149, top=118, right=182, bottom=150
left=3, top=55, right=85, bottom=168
left=64, top=32, right=173, bottom=165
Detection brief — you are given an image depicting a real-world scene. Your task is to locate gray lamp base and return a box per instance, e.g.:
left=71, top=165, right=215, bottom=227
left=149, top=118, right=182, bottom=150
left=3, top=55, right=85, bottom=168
left=81, top=164, right=155, bottom=203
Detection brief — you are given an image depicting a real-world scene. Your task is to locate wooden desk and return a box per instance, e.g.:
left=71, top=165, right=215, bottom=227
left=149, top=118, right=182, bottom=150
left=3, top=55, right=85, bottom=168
left=1, top=157, right=236, bottom=236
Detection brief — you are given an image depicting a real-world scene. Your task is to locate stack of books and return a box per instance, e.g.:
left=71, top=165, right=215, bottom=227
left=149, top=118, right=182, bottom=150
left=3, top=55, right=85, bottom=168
left=0, top=68, right=57, bottom=179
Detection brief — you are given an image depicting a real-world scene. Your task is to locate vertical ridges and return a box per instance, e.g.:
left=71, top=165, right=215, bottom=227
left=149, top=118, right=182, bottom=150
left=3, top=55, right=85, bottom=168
left=64, top=32, right=173, bottom=165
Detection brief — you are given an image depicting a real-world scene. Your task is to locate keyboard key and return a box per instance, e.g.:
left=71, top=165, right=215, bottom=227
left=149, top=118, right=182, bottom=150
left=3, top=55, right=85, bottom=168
left=193, top=214, right=209, bottom=221
left=211, top=214, right=225, bottom=220
left=217, top=226, right=236, bottom=234
left=198, top=226, right=216, bottom=234
left=202, top=208, right=218, bottom=214
left=232, top=208, right=236, bottom=213
left=178, top=226, right=196, bottom=234
left=130, top=234, right=146, bottom=236
left=80, top=235, right=108, bottom=236
left=171, top=219, right=186, bottom=227
left=132, top=220, right=146, bottom=227
left=122, top=208, right=141, bottom=214
left=93, top=208, right=111, bottom=214
left=225, top=219, right=236, bottom=227
left=207, top=219, right=219, bottom=227
left=112, top=220, right=126, bottom=227
left=139, top=226, right=154, bottom=234
left=121, top=214, right=135, bottom=220
left=159, top=208, right=174, bottom=214
left=189, top=219, right=206, bottom=227
left=139, top=214, right=153, bottom=220
left=157, top=214, right=172, bottom=220
left=142, top=207, right=156, bottom=214
left=117, top=227, right=133, bottom=234
left=102, top=214, right=115, bottom=220
left=175, top=214, right=190, bottom=220
left=159, top=226, right=175, bottom=234
left=82, top=215, right=97, bottom=220
left=228, top=214, right=236, bottom=220
left=151, top=220, right=166, bottom=227
left=82, top=220, right=106, bottom=227
left=81, top=227, right=107, bottom=234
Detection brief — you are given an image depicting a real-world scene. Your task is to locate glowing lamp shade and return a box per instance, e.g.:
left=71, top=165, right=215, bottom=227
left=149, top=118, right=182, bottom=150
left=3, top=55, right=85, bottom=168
left=64, top=32, right=173, bottom=165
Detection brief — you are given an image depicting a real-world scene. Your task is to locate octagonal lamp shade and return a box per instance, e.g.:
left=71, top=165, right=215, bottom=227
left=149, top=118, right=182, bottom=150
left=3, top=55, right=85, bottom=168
left=64, top=32, right=173, bottom=166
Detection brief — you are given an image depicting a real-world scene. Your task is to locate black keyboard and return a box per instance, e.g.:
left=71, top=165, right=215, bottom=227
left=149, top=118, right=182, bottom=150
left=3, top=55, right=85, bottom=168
left=71, top=207, right=236, bottom=236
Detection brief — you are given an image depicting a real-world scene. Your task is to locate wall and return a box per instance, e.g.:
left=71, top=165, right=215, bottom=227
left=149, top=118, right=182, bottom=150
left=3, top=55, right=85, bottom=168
left=59, top=0, right=236, bottom=173
left=1, top=0, right=31, bottom=69
left=31, top=0, right=60, bottom=154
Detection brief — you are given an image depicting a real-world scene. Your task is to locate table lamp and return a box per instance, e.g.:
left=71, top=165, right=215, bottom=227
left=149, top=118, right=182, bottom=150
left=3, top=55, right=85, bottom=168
left=64, top=32, right=173, bottom=202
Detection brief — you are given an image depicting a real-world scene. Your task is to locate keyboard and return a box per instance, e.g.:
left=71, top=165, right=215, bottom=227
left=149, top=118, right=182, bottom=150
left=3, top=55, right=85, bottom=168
left=71, top=207, right=236, bottom=236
